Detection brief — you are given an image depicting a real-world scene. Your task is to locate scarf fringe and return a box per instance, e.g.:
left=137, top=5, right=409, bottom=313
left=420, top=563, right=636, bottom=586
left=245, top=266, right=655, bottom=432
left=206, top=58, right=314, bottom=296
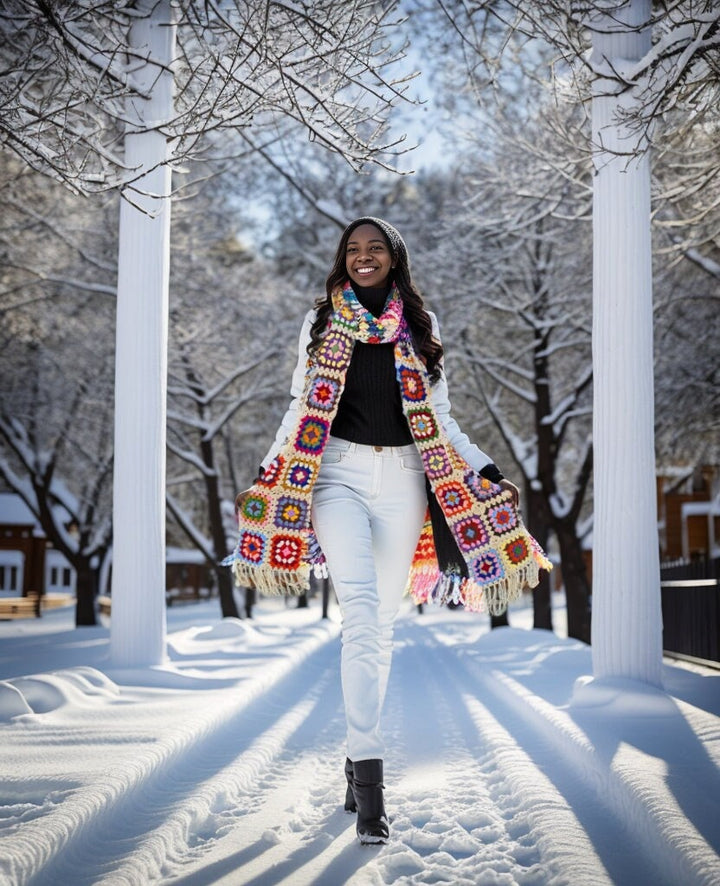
left=230, top=554, right=328, bottom=597
left=408, top=552, right=550, bottom=616
left=232, top=560, right=310, bottom=597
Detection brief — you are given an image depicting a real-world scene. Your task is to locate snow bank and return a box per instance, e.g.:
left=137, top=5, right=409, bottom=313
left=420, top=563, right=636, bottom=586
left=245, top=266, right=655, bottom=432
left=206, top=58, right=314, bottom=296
left=0, top=597, right=718, bottom=886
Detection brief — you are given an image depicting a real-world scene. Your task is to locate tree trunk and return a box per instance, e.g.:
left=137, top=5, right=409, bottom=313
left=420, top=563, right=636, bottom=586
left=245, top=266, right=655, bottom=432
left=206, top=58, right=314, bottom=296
left=75, top=563, right=98, bottom=627
left=526, top=489, right=553, bottom=631
left=532, top=571, right=552, bottom=631
left=110, top=1, right=175, bottom=667
left=528, top=241, right=555, bottom=634
left=244, top=585, right=256, bottom=619
left=200, top=438, right=240, bottom=618
left=589, top=1, right=662, bottom=684
left=216, top=566, right=240, bottom=619
left=556, top=521, right=591, bottom=643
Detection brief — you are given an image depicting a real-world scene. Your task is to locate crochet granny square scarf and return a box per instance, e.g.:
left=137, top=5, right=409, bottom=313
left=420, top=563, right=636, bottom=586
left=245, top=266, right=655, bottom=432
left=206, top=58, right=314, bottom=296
left=226, top=282, right=551, bottom=615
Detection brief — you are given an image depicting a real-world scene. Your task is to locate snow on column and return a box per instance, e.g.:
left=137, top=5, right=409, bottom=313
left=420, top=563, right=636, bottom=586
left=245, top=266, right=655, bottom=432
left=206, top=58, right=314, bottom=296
left=110, top=0, right=175, bottom=667
left=589, top=0, right=662, bottom=685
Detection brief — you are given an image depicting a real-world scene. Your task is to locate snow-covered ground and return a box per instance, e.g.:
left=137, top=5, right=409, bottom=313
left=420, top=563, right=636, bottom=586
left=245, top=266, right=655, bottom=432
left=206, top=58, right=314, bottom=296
left=0, top=592, right=718, bottom=886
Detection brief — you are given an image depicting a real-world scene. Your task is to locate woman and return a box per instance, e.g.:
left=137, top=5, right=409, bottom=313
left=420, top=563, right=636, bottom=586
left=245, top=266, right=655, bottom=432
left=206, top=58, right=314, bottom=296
left=230, top=217, right=549, bottom=844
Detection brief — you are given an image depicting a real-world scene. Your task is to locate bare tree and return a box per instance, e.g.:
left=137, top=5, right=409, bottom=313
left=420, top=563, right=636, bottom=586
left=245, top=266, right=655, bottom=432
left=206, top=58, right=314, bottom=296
left=166, top=303, right=284, bottom=620
left=411, top=96, right=593, bottom=640
left=0, top=0, right=413, bottom=195
left=0, top=372, right=114, bottom=626
left=0, top=151, right=301, bottom=625
left=431, top=0, right=719, bottom=683
left=162, top=169, right=309, bottom=618
left=0, top=1, right=416, bottom=663
left=166, top=349, right=277, bottom=619
left=0, top=152, right=118, bottom=625
left=449, top=2, right=719, bottom=122
left=653, top=234, right=720, bottom=467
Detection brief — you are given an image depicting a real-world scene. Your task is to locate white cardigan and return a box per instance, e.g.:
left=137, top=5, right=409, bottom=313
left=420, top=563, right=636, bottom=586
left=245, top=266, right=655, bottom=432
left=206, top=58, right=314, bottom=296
left=261, top=309, right=494, bottom=474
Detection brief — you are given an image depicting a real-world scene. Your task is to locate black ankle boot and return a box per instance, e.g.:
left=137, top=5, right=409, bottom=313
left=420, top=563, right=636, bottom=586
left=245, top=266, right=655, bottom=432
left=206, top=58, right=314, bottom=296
left=352, top=759, right=389, bottom=844
left=344, top=757, right=356, bottom=813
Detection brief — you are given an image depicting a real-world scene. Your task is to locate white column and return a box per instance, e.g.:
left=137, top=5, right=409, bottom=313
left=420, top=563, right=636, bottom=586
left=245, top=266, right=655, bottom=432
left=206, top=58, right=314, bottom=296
left=590, top=0, right=663, bottom=685
left=110, top=0, right=175, bottom=667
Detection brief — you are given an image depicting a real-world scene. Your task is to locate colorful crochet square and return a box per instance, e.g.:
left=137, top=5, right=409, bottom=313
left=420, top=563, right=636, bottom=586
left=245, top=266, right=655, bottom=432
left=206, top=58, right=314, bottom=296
left=504, top=535, right=530, bottom=566
left=406, top=408, right=438, bottom=443
left=269, top=535, right=304, bottom=570
left=316, top=331, right=353, bottom=369
left=239, top=530, right=265, bottom=565
left=470, top=549, right=505, bottom=585
left=274, top=496, right=309, bottom=530
left=240, top=493, right=269, bottom=523
left=258, top=456, right=284, bottom=487
left=336, top=304, right=356, bottom=328
left=295, top=416, right=330, bottom=455
left=308, top=376, right=341, bottom=412
left=399, top=368, right=426, bottom=402
left=454, top=515, right=489, bottom=552
left=285, top=458, right=317, bottom=491
left=466, top=471, right=499, bottom=503
left=487, top=501, right=518, bottom=535
left=435, top=481, right=472, bottom=516
left=423, top=446, right=453, bottom=480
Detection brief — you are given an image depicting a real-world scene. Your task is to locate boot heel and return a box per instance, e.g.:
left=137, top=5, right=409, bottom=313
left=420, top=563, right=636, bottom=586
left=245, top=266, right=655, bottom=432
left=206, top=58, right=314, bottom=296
left=344, top=757, right=357, bottom=813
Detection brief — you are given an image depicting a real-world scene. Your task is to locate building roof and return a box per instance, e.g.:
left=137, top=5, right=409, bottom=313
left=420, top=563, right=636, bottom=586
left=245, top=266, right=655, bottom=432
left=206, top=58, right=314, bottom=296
left=0, top=493, right=73, bottom=538
left=0, top=493, right=40, bottom=529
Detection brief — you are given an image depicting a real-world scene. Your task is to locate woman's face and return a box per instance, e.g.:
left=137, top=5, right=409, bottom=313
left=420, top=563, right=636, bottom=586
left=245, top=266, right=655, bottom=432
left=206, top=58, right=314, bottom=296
left=345, top=224, right=394, bottom=289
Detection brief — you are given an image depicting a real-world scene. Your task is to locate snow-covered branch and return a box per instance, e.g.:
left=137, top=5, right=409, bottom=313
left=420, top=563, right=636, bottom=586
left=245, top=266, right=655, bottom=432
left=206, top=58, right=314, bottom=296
left=0, top=0, right=413, bottom=194
left=0, top=413, right=109, bottom=561
left=204, top=360, right=275, bottom=408
left=166, top=439, right=218, bottom=478
left=0, top=268, right=117, bottom=299
left=465, top=356, right=537, bottom=404
left=166, top=411, right=209, bottom=434
left=568, top=436, right=593, bottom=525
left=541, top=364, right=593, bottom=438
left=682, top=248, right=720, bottom=282
left=203, top=383, right=279, bottom=443
left=166, top=492, right=214, bottom=561
left=463, top=386, right=532, bottom=481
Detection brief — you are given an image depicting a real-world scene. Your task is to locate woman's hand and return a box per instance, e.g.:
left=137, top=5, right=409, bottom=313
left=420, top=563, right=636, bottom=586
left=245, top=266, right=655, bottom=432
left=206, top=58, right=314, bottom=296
left=499, top=478, right=520, bottom=508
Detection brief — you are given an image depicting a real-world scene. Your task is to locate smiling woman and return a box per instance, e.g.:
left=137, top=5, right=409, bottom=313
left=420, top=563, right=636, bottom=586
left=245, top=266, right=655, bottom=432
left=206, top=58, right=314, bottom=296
left=227, top=216, right=549, bottom=846
left=345, top=224, right=395, bottom=289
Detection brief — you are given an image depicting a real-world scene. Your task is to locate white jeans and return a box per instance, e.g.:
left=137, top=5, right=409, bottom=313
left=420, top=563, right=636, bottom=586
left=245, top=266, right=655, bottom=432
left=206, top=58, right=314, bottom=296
left=311, top=437, right=427, bottom=762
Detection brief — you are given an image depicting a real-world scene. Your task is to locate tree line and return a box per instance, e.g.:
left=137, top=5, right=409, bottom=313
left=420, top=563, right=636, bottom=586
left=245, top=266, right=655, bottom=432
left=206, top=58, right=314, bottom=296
left=0, top=1, right=718, bottom=645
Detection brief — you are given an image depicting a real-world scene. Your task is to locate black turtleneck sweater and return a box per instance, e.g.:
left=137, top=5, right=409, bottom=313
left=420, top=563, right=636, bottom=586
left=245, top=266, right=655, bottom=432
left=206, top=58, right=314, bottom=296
left=305, top=282, right=503, bottom=483
left=257, top=285, right=504, bottom=481
left=330, top=283, right=414, bottom=446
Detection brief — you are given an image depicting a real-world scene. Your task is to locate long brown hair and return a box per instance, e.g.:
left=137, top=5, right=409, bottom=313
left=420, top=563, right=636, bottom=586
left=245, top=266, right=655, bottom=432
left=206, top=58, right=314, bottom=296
left=308, top=218, right=443, bottom=382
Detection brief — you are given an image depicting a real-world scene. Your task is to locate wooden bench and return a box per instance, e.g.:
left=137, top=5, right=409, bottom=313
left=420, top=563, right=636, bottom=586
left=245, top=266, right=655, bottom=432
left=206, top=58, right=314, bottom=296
left=41, top=593, right=75, bottom=611
left=96, top=595, right=112, bottom=616
left=0, top=593, right=41, bottom=620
